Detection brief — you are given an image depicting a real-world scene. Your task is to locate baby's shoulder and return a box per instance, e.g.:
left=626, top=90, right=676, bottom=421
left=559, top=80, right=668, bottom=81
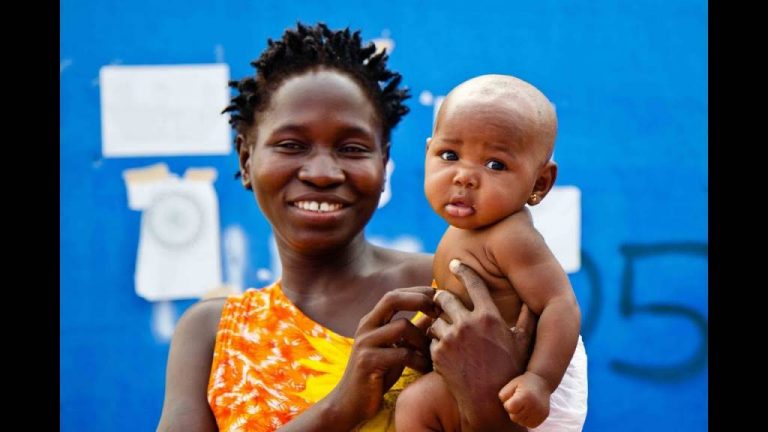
left=488, top=207, right=537, bottom=235
left=485, top=209, right=548, bottom=256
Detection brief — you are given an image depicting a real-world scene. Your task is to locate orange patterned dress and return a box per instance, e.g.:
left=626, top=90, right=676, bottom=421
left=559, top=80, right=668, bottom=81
left=207, top=281, right=420, bottom=431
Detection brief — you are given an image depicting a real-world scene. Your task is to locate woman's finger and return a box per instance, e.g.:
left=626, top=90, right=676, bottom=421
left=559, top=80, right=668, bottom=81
left=357, top=288, right=435, bottom=333
left=448, top=259, right=498, bottom=313
left=432, top=290, right=467, bottom=323
left=393, top=318, right=432, bottom=357
left=370, top=346, right=430, bottom=373
left=413, top=313, right=435, bottom=332
left=358, top=317, right=430, bottom=356
left=429, top=338, right=440, bottom=360
left=427, top=317, right=451, bottom=340
left=515, top=304, right=537, bottom=337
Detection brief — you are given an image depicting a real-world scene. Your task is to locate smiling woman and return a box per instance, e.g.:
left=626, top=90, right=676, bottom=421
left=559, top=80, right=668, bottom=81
left=240, top=70, right=386, bottom=254
left=156, top=22, right=534, bottom=432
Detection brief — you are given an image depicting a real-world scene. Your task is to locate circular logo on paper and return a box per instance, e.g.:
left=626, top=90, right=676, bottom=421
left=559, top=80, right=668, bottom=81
left=145, top=191, right=205, bottom=249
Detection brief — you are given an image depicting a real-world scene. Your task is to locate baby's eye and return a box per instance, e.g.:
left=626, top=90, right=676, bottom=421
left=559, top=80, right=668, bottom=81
left=440, top=151, right=458, bottom=161
left=485, top=160, right=506, bottom=171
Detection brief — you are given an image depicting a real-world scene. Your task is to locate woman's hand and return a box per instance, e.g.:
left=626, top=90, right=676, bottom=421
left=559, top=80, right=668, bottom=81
left=323, top=286, right=437, bottom=429
left=428, top=259, right=536, bottom=431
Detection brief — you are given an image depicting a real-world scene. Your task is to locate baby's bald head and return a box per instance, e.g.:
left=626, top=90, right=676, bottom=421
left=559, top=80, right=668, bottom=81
left=434, top=74, right=558, bottom=164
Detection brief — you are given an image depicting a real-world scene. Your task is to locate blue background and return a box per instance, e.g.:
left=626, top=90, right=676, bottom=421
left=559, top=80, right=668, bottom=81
left=60, top=1, right=708, bottom=430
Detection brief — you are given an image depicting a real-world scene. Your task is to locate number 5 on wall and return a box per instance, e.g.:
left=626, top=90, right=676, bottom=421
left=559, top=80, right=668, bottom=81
left=611, top=242, right=708, bottom=381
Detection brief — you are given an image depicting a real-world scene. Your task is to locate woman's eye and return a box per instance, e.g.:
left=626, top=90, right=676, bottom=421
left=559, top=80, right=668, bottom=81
left=440, top=151, right=458, bottom=161
left=485, top=160, right=506, bottom=171
left=340, top=144, right=369, bottom=153
left=276, top=141, right=305, bottom=151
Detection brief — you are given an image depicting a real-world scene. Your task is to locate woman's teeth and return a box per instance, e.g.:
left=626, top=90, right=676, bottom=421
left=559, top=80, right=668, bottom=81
left=294, top=201, right=342, bottom=212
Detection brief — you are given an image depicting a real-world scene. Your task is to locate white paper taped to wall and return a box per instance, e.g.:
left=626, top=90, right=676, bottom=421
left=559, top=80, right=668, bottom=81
left=124, top=164, right=222, bottom=301
left=528, top=186, right=581, bottom=273
left=101, top=64, right=231, bottom=157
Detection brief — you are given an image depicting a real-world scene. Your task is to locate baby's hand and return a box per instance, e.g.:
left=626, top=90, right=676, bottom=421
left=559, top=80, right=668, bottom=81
left=498, top=371, right=551, bottom=428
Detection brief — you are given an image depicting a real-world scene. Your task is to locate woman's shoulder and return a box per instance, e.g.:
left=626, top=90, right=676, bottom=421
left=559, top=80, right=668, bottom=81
left=176, top=297, right=229, bottom=341
left=183, top=285, right=278, bottom=329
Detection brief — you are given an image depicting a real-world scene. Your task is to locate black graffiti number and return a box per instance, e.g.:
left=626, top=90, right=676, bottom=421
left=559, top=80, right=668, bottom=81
left=574, top=251, right=601, bottom=340
left=611, top=243, right=708, bottom=381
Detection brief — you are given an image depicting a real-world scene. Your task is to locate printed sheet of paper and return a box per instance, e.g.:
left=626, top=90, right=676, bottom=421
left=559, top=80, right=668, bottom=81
left=529, top=186, right=581, bottom=273
left=124, top=164, right=222, bottom=301
left=101, top=64, right=231, bottom=157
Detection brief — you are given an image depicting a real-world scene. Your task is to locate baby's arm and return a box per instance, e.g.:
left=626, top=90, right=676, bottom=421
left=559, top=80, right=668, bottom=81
left=489, top=213, right=581, bottom=427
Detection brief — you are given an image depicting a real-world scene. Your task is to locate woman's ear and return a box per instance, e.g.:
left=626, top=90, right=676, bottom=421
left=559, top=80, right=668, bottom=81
left=382, top=142, right=391, bottom=166
left=527, top=160, right=558, bottom=206
left=236, top=134, right=252, bottom=190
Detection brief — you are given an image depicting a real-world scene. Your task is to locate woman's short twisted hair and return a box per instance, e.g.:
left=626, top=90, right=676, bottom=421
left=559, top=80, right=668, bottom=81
left=223, top=22, right=410, bottom=151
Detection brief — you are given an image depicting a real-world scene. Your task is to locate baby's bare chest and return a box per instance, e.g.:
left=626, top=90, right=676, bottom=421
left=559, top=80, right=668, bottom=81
left=433, top=228, right=521, bottom=323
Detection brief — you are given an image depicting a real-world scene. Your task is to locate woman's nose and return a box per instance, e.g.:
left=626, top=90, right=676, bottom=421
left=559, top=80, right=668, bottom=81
left=298, top=152, right=345, bottom=187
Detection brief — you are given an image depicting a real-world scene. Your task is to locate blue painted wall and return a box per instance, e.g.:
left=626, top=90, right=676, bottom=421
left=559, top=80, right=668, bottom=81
left=60, top=1, right=707, bottom=430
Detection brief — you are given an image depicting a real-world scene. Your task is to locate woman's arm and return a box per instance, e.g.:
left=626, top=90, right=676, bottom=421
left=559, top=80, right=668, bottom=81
left=429, top=260, right=536, bottom=431
left=277, top=286, right=437, bottom=431
left=158, top=285, right=435, bottom=432
left=156, top=299, right=225, bottom=432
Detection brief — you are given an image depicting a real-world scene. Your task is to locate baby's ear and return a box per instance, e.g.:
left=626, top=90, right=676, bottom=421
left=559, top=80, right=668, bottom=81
left=527, top=160, right=558, bottom=205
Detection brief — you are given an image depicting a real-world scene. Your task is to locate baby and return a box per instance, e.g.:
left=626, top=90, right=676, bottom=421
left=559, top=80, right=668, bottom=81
left=396, top=74, right=588, bottom=431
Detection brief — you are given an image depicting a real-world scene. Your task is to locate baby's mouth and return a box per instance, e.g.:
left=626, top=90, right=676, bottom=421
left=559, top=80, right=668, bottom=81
left=445, top=199, right=475, bottom=217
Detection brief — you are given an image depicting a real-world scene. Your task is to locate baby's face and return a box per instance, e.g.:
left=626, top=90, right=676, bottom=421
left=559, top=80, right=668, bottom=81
left=424, top=101, right=544, bottom=229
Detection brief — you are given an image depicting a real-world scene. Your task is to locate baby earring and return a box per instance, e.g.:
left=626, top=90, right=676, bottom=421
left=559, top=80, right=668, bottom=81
left=528, top=193, right=540, bottom=204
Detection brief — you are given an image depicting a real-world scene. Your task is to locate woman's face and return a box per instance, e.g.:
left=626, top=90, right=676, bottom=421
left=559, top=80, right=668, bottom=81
left=241, top=69, right=386, bottom=254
